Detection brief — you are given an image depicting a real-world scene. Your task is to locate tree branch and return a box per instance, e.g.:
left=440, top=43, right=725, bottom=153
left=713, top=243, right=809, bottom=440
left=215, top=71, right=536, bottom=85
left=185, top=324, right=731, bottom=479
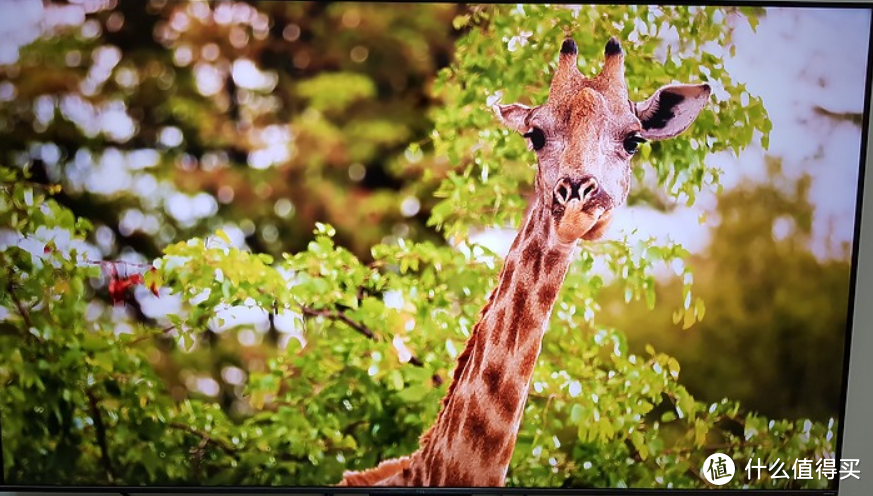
left=5, top=281, right=43, bottom=344
left=529, top=393, right=557, bottom=451
left=301, top=306, right=375, bottom=339
left=86, top=390, right=116, bottom=483
left=189, top=437, right=210, bottom=482
left=300, top=305, right=442, bottom=385
left=87, top=324, right=176, bottom=354
left=6, top=282, right=33, bottom=329
left=168, top=422, right=238, bottom=458
left=300, top=305, right=426, bottom=367
left=126, top=324, right=176, bottom=346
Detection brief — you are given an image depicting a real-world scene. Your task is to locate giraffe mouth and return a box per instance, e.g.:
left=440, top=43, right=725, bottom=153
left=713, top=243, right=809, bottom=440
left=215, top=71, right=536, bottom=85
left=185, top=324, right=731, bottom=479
left=551, top=197, right=608, bottom=243
left=551, top=175, right=614, bottom=242
left=581, top=194, right=614, bottom=213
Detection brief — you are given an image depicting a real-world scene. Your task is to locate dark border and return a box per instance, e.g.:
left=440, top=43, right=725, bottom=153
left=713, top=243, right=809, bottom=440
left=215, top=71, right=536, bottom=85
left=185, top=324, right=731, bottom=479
left=836, top=0, right=873, bottom=494
left=2, top=0, right=873, bottom=494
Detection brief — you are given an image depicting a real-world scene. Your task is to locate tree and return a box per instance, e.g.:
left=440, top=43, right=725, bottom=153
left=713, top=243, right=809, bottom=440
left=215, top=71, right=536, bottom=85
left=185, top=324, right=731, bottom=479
left=600, top=158, right=850, bottom=422
left=0, top=1, right=463, bottom=261
left=1, top=2, right=839, bottom=490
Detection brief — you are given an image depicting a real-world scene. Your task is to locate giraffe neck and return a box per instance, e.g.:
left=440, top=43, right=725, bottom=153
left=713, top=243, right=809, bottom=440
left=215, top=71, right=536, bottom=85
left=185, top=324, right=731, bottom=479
left=397, top=197, right=576, bottom=487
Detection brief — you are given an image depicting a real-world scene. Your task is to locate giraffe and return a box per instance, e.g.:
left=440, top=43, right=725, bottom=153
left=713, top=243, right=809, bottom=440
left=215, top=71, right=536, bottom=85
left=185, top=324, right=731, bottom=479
left=338, top=35, right=711, bottom=487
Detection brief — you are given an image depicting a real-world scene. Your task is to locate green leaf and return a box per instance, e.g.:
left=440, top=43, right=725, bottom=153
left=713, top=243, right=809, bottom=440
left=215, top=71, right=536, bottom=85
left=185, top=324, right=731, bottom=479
left=630, top=430, right=648, bottom=461
left=395, top=385, right=430, bottom=403
left=667, top=357, right=681, bottom=380
left=570, top=404, right=585, bottom=424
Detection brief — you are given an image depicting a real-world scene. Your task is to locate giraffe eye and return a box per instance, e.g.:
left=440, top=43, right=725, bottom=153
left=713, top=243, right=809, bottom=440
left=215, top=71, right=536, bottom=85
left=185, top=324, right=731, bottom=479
left=623, top=133, right=647, bottom=155
left=523, top=128, right=546, bottom=151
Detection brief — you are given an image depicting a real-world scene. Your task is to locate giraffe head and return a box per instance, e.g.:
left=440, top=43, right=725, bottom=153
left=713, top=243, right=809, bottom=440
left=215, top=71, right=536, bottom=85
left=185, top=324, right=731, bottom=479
left=495, top=36, right=710, bottom=244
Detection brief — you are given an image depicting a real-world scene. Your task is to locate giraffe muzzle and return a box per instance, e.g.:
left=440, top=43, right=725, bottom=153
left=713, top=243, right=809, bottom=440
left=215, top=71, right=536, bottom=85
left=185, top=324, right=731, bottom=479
left=553, top=175, right=600, bottom=208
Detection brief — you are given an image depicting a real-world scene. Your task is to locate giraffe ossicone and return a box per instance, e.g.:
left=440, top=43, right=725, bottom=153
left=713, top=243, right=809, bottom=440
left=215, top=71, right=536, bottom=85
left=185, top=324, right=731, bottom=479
left=339, top=35, right=710, bottom=487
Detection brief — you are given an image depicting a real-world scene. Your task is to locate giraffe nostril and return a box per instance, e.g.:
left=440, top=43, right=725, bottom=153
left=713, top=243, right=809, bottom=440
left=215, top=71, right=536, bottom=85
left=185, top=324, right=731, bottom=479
left=554, top=178, right=574, bottom=205
left=580, top=177, right=599, bottom=201
left=555, top=176, right=600, bottom=206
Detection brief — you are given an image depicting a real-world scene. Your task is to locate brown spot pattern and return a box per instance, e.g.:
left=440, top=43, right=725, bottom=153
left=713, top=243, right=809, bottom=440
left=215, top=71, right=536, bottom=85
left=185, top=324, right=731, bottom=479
left=499, top=260, right=516, bottom=298
left=431, top=456, right=444, bottom=485
left=544, top=248, right=564, bottom=275
left=519, top=351, right=538, bottom=378
left=512, top=295, right=537, bottom=349
left=444, top=405, right=459, bottom=437
left=524, top=216, right=536, bottom=238
left=496, top=394, right=518, bottom=423
left=521, top=239, right=542, bottom=275
left=444, top=460, right=470, bottom=486
left=482, top=362, right=502, bottom=396
left=537, top=282, right=559, bottom=307
left=462, top=407, right=488, bottom=445
left=453, top=466, right=475, bottom=487
left=453, top=401, right=469, bottom=434
left=462, top=403, right=506, bottom=458
left=498, top=381, right=521, bottom=424
left=500, top=440, right=517, bottom=465
left=507, top=286, right=528, bottom=350
left=469, top=334, right=486, bottom=374
left=495, top=308, right=506, bottom=333
left=489, top=308, right=506, bottom=342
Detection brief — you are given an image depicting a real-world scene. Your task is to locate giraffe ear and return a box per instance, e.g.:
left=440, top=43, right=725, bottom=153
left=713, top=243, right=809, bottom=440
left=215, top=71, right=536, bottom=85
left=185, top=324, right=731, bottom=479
left=635, top=83, right=711, bottom=140
left=493, top=103, right=534, bottom=134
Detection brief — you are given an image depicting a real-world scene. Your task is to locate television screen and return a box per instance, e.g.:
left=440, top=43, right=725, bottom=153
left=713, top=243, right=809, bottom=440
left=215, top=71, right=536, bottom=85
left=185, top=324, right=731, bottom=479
left=1, top=0, right=870, bottom=492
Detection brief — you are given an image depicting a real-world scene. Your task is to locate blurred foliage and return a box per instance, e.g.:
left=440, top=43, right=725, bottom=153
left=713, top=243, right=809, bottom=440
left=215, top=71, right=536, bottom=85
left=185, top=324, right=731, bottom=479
left=601, top=158, right=850, bottom=422
left=0, top=1, right=849, bottom=491
left=0, top=0, right=463, bottom=260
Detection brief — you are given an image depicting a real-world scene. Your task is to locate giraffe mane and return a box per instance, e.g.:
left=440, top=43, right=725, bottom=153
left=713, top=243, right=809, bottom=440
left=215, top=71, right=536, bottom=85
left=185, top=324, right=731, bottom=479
left=337, top=455, right=412, bottom=486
